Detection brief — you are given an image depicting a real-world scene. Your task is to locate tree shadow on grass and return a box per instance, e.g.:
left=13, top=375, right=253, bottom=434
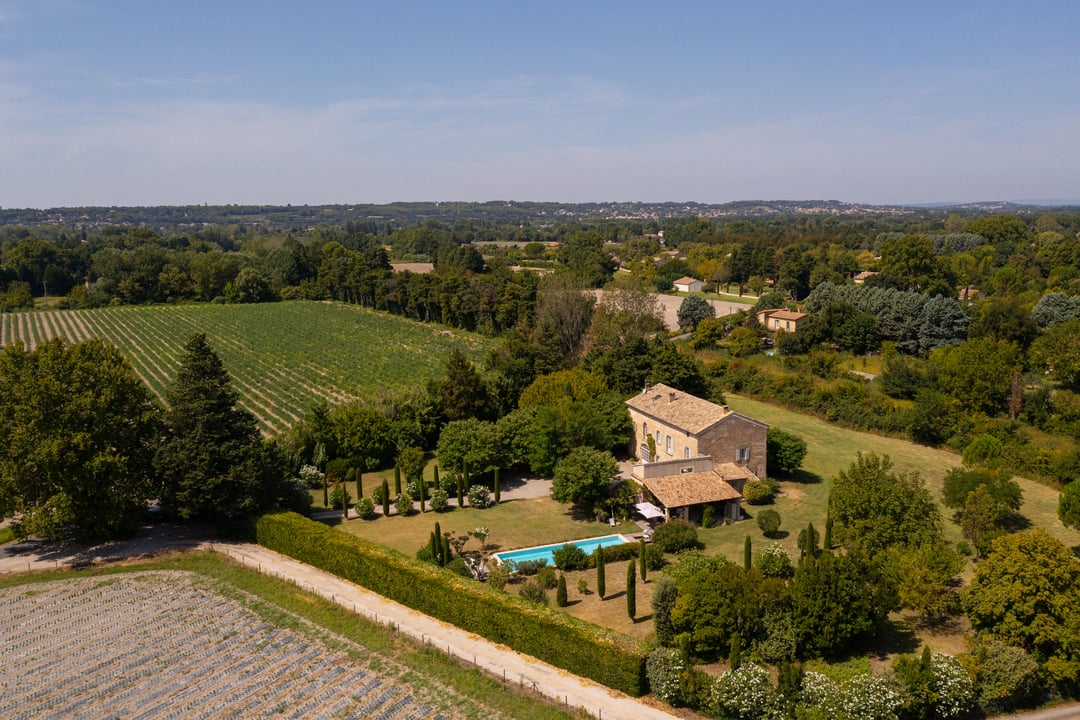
left=762, top=530, right=790, bottom=540
left=1001, top=512, right=1032, bottom=532
left=862, top=616, right=921, bottom=662
left=781, top=469, right=824, bottom=484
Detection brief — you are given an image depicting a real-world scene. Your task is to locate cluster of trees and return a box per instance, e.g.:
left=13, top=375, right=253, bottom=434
left=648, top=451, right=1076, bottom=715
left=0, top=334, right=306, bottom=542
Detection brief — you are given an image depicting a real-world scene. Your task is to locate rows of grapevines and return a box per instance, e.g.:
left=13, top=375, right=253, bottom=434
left=0, top=302, right=492, bottom=435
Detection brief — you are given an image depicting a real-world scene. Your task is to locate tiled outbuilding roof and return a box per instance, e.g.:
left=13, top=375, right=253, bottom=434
left=642, top=470, right=743, bottom=508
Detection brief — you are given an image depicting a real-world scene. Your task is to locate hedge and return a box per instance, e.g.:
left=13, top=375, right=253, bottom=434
left=255, top=512, right=648, bottom=695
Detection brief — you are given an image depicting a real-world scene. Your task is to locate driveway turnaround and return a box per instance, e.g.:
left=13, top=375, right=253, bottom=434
left=214, top=543, right=681, bottom=720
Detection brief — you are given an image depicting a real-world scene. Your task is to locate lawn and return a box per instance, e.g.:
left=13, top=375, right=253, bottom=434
left=699, top=395, right=1080, bottom=561
left=332, top=495, right=627, bottom=559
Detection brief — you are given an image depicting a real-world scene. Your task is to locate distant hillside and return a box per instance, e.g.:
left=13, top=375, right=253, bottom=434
left=3, top=199, right=1075, bottom=231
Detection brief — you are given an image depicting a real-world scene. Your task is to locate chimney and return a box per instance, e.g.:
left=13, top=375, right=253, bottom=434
left=668, top=392, right=676, bottom=403
left=642, top=380, right=649, bottom=395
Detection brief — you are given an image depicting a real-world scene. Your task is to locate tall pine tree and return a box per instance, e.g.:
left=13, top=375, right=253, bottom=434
left=157, top=333, right=288, bottom=526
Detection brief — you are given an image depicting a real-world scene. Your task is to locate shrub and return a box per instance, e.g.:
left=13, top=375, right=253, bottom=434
left=641, top=544, right=666, bottom=571
left=519, top=579, right=548, bottom=605
left=355, top=497, right=376, bottom=520
left=429, top=488, right=449, bottom=512
left=800, top=672, right=903, bottom=720
left=467, top=484, right=492, bottom=509
left=755, top=543, right=794, bottom=578
left=395, top=493, right=413, bottom=517
left=701, top=505, right=715, bottom=529
left=298, top=464, right=325, bottom=489
left=439, top=473, right=458, bottom=496
left=281, top=479, right=313, bottom=515
left=577, top=578, right=588, bottom=595
left=927, top=653, right=976, bottom=720
left=536, top=565, right=558, bottom=590
left=514, top=559, right=548, bottom=576
left=553, top=544, right=590, bottom=570
left=767, top=428, right=808, bottom=476
left=756, top=508, right=782, bottom=537
left=371, top=483, right=387, bottom=505
left=708, top=664, right=780, bottom=720
left=406, top=479, right=422, bottom=499
left=256, top=512, right=648, bottom=695
left=743, top=478, right=778, bottom=505
left=959, top=636, right=1044, bottom=714
left=646, top=647, right=687, bottom=705
left=329, top=485, right=352, bottom=509
left=487, top=562, right=510, bottom=591
left=652, top=519, right=700, bottom=553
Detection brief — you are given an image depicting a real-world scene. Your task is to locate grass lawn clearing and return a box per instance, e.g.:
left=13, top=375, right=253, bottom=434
left=693, top=395, right=1080, bottom=562
left=332, top=495, right=631, bottom=559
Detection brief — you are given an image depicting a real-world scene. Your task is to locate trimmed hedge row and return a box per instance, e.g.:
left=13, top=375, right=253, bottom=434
left=255, top=512, right=648, bottom=695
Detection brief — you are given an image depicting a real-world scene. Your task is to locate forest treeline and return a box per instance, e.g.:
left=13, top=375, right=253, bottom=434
left=3, top=208, right=1080, bottom=490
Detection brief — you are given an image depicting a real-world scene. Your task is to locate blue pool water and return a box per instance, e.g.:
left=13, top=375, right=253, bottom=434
left=493, top=534, right=629, bottom=567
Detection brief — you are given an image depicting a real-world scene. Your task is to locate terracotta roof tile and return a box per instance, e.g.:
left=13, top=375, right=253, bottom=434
left=642, top=470, right=743, bottom=508
left=626, top=383, right=730, bottom=434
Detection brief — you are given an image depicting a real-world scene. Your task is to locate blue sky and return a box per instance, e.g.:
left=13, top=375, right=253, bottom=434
left=1, top=1, right=1078, bottom=207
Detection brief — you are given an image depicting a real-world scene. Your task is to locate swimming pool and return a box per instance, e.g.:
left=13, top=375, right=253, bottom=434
left=492, top=534, right=630, bottom=567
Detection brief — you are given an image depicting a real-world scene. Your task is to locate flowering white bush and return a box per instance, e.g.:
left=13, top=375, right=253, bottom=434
left=799, top=671, right=902, bottom=720
left=709, top=663, right=782, bottom=720
left=298, top=464, right=324, bottom=489
left=645, top=648, right=685, bottom=704
left=755, top=542, right=794, bottom=578
left=930, top=653, right=976, bottom=719
left=467, top=484, right=492, bottom=508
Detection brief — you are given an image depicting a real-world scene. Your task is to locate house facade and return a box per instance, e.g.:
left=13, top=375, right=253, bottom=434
left=756, top=308, right=808, bottom=334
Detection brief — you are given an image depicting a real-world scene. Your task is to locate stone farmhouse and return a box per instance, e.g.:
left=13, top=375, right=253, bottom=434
left=625, top=383, right=768, bottom=524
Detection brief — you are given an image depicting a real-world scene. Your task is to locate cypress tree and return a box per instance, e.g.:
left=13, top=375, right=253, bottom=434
left=428, top=531, right=438, bottom=562
left=556, top=573, right=568, bottom=607
left=493, top=467, right=501, bottom=504
left=638, top=537, right=647, bottom=582
left=355, top=466, right=363, bottom=500
left=463, top=459, right=469, bottom=489
left=441, top=533, right=451, bottom=564
left=419, top=480, right=426, bottom=513
left=595, top=546, right=606, bottom=599
left=824, top=515, right=833, bottom=551
left=728, top=634, right=742, bottom=669
left=394, top=466, right=401, bottom=496
left=626, top=560, right=637, bottom=620
left=339, top=481, right=347, bottom=515
left=744, top=535, right=752, bottom=571
left=456, top=477, right=464, bottom=507
left=433, top=464, right=440, bottom=491
left=323, top=473, right=329, bottom=508
left=381, top=479, right=390, bottom=517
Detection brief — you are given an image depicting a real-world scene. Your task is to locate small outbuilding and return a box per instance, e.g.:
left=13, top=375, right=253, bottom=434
left=673, top=276, right=705, bottom=293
